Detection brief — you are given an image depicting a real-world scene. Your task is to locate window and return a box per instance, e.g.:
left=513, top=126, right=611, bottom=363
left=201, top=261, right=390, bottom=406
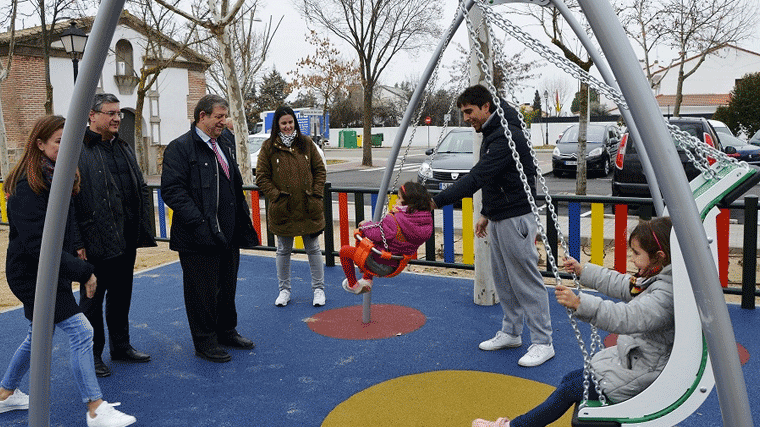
left=115, top=39, right=134, bottom=76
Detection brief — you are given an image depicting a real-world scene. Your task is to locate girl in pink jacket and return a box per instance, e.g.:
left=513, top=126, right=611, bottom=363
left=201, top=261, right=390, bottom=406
left=341, top=182, right=433, bottom=294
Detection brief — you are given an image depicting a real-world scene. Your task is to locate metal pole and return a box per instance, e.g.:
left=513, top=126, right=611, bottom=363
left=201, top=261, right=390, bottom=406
left=364, top=0, right=476, bottom=323
left=549, top=0, right=664, bottom=215
left=28, top=1, right=126, bottom=425
left=576, top=1, right=753, bottom=425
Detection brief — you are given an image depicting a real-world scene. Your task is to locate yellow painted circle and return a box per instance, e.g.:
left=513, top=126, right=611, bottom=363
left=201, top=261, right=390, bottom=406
left=323, top=370, right=573, bottom=426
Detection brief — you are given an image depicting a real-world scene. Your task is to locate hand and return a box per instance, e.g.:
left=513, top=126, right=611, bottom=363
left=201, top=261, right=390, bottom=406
left=77, top=248, right=87, bottom=261
left=358, top=220, right=369, bottom=227
left=563, top=256, right=582, bottom=276
left=555, top=285, right=580, bottom=310
left=84, top=274, right=97, bottom=299
left=474, top=216, right=488, bottom=238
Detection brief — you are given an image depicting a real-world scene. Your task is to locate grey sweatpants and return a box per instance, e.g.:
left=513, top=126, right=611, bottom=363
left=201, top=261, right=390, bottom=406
left=488, top=213, right=552, bottom=345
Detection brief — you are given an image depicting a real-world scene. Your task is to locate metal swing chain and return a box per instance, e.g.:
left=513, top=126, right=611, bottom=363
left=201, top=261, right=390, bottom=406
left=471, top=0, right=606, bottom=406
left=366, top=5, right=467, bottom=251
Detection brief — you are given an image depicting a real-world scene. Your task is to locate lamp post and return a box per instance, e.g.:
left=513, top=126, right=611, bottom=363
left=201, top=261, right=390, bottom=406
left=59, top=22, right=88, bottom=82
left=543, top=90, right=549, bottom=144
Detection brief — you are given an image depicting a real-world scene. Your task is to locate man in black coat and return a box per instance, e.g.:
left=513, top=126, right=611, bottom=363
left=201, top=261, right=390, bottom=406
left=161, top=94, right=259, bottom=363
left=432, top=85, right=554, bottom=367
left=75, top=93, right=157, bottom=377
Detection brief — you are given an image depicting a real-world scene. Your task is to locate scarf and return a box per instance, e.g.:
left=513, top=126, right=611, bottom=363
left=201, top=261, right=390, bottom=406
left=41, top=156, right=55, bottom=184
left=279, top=132, right=297, bottom=148
left=629, top=265, right=663, bottom=296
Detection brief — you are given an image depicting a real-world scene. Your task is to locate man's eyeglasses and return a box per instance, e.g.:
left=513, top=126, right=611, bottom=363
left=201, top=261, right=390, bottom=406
left=93, top=110, right=124, bottom=119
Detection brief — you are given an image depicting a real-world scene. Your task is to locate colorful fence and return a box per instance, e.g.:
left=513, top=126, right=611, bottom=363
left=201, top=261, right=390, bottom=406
left=0, top=184, right=755, bottom=307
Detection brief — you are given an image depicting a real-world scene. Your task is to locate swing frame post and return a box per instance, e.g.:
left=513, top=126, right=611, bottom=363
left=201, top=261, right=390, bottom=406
left=364, top=0, right=476, bottom=324
left=27, top=1, right=127, bottom=425
left=576, top=0, right=753, bottom=425
left=547, top=0, right=664, bottom=216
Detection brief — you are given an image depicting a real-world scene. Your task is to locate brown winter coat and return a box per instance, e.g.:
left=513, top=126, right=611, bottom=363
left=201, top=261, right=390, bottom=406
left=256, top=135, right=326, bottom=237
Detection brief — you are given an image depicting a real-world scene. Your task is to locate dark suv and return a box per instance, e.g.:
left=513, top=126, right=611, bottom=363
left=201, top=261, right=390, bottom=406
left=611, top=117, right=723, bottom=198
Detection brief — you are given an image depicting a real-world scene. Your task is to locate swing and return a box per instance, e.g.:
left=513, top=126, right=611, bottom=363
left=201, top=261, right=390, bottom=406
left=463, top=1, right=757, bottom=425
left=351, top=230, right=413, bottom=278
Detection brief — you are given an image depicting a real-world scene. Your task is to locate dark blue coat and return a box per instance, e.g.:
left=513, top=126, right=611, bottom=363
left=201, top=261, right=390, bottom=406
left=6, top=177, right=95, bottom=323
left=433, top=100, right=537, bottom=221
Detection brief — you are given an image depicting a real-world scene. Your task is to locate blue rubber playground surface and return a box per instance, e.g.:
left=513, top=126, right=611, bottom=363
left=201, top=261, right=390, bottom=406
left=0, top=254, right=758, bottom=426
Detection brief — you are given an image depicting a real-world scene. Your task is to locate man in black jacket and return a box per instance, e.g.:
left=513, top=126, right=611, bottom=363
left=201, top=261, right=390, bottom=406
left=161, top=94, right=259, bottom=363
left=75, top=93, right=157, bottom=377
left=432, top=85, right=554, bottom=367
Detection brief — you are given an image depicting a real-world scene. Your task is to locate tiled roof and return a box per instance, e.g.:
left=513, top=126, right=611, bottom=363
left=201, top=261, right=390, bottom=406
left=655, top=94, right=730, bottom=107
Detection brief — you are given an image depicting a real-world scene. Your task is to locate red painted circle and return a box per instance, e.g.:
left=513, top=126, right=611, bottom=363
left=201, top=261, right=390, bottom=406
left=307, top=304, right=426, bottom=340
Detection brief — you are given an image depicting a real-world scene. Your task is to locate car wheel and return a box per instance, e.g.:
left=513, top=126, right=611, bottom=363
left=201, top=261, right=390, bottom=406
left=601, top=157, right=611, bottom=177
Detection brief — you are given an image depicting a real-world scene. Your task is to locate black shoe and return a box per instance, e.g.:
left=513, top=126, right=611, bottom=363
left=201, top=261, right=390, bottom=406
left=94, top=356, right=112, bottom=378
left=195, top=346, right=231, bottom=363
left=111, top=346, right=151, bottom=363
left=218, top=332, right=255, bottom=349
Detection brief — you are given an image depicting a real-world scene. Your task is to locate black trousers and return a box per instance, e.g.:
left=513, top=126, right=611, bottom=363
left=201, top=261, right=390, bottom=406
left=79, top=248, right=137, bottom=358
left=179, top=248, right=240, bottom=351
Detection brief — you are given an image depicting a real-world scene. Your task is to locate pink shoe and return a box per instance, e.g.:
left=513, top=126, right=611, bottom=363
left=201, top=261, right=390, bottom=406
left=472, top=417, right=510, bottom=427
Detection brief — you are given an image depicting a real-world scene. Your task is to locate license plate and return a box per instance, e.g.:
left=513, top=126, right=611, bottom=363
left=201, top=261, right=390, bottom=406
left=566, top=161, right=577, bottom=166
left=439, top=182, right=453, bottom=190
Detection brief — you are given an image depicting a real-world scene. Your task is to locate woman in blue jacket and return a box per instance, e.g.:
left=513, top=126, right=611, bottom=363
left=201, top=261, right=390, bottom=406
left=0, top=116, right=136, bottom=427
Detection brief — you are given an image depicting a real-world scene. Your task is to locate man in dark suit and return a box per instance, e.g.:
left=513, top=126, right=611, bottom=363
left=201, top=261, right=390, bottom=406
left=160, top=94, right=260, bottom=363
left=75, top=93, right=157, bottom=377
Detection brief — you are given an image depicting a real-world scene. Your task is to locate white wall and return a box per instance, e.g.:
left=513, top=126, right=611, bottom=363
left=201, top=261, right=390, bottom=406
left=655, top=46, right=760, bottom=95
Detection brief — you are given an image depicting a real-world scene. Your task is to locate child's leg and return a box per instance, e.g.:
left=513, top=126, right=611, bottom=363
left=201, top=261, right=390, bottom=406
left=0, top=325, right=33, bottom=392
left=57, top=313, right=103, bottom=403
left=510, top=368, right=599, bottom=427
left=339, top=245, right=359, bottom=287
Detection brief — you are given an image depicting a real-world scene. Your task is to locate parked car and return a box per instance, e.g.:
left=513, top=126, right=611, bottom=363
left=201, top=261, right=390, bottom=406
left=749, top=129, right=760, bottom=147
left=416, top=128, right=474, bottom=192
left=248, top=133, right=267, bottom=176
left=611, top=117, right=723, bottom=198
left=719, top=134, right=760, bottom=165
left=708, top=119, right=734, bottom=138
left=551, top=123, right=621, bottom=177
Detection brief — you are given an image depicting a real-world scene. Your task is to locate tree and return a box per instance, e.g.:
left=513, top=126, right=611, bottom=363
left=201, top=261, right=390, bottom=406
left=255, top=68, right=290, bottom=112
left=712, top=72, right=760, bottom=136
left=617, top=0, right=673, bottom=89
left=155, top=0, right=257, bottom=184
left=297, top=0, right=443, bottom=166
left=123, top=2, right=205, bottom=171
left=287, top=30, right=360, bottom=122
left=0, top=0, right=18, bottom=178
left=532, top=90, right=542, bottom=115
left=660, top=0, right=757, bottom=116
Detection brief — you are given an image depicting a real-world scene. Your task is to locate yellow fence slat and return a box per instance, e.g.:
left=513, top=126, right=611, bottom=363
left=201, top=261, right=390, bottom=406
left=295, top=236, right=304, bottom=249
left=462, top=198, right=474, bottom=264
left=0, top=190, right=7, bottom=223
left=591, top=203, right=604, bottom=265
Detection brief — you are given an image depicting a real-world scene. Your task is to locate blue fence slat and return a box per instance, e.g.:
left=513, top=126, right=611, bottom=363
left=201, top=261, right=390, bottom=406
left=568, top=202, right=580, bottom=260
left=157, top=189, right=167, bottom=239
left=443, top=204, right=454, bottom=263
left=370, top=193, right=378, bottom=219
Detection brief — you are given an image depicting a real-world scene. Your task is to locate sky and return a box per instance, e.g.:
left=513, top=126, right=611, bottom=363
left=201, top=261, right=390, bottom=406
left=255, top=0, right=760, bottom=108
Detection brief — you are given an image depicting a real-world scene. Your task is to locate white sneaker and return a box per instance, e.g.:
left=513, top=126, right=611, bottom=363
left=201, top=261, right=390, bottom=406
left=478, top=331, right=521, bottom=351
left=275, top=289, right=290, bottom=307
left=0, top=389, right=29, bottom=413
left=86, top=401, right=136, bottom=427
left=518, top=343, right=555, bottom=367
left=313, top=289, right=326, bottom=307
left=341, top=278, right=372, bottom=294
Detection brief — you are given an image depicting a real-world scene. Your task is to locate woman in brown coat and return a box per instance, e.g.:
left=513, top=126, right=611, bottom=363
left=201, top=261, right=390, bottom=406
left=256, top=106, right=327, bottom=307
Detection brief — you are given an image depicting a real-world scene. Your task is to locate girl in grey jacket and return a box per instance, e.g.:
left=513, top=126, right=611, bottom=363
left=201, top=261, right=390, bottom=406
left=473, top=217, right=673, bottom=427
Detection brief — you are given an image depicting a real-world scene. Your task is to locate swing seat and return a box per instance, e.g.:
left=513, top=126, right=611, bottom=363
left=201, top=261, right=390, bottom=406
left=353, top=231, right=413, bottom=278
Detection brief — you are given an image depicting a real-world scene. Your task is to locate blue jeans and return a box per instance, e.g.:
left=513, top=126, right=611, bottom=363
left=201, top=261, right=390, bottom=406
left=1, top=313, right=102, bottom=403
left=511, top=369, right=601, bottom=427
left=276, top=234, right=325, bottom=291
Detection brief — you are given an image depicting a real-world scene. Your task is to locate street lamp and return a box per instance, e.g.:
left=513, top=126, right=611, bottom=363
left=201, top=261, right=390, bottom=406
left=543, top=90, right=549, bottom=145
left=59, top=22, right=88, bottom=82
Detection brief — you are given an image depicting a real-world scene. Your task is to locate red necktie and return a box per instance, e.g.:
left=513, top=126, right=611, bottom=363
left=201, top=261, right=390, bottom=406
left=210, top=138, right=230, bottom=179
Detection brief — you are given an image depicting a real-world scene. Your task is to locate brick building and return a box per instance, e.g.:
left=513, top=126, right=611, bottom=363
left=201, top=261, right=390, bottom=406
left=0, top=11, right=211, bottom=175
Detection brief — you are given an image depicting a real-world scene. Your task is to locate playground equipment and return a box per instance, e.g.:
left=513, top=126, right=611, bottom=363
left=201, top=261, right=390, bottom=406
left=369, top=0, right=754, bottom=425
